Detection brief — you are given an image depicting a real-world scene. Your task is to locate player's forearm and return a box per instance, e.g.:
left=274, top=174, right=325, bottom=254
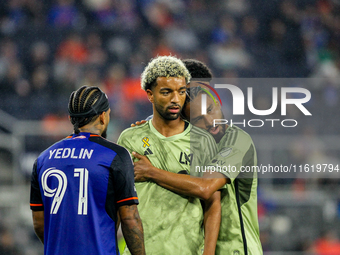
left=32, top=211, right=44, bottom=244
left=149, top=167, right=226, bottom=200
left=34, top=226, right=44, bottom=244
left=120, top=205, right=146, bottom=255
left=148, top=167, right=210, bottom=199
left=121, top=220, right=145, bottom=255
left=203, top=191, right=221, bottom=255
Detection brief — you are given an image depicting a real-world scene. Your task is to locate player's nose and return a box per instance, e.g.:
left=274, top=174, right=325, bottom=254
left=171, top=92, right=180, bottom=103
left=203, top=114, right=214, bottom=127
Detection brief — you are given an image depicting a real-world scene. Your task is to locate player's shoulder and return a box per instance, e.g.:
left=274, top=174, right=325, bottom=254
left=190, top=124, right=215, bottom=142
left=89, top=135, right=129, bottom=155
left=91, top=136, right=133, bottom=163
left=223, top=125, right=254, bottom=147
left=118, top=121, right=150, bottom=139
left=231, top=125, right=252, bottom=138
left=37, top=137, right=68, bottom=159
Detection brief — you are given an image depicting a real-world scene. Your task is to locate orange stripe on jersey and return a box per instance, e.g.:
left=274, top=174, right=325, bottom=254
left=90, top=134, right=100, bottom=137
left=30, top=203, right=43, bottom=207
left=117, top=197, right=138, bottom=203
left=66, top=135, right=72, bottom=138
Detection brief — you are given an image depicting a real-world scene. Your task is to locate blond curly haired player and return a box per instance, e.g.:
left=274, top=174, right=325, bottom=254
left=118, top=56, right=220, bottom=255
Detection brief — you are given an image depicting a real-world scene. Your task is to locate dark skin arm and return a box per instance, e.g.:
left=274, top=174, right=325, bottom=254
left=132, top=152, right=228, bottom=201
left=133, top=152, right=224, bottom=255
left=202, top=191, right=221, bottom=255
left=116, top=212, right=121, bottom=231
left=119, top=204, right=146, bottom=255
left=32, top=211, right=44, bottom=244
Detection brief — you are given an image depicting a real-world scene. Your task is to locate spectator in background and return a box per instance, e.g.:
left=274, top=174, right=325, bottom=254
left=83, top=0, right=118, bottom=27
left=312, top=230, right=340, bottom=255
left=53, top=32, right=88, bottom=96
left=26, top=41, right=51, bottom=75
left=85, top=32, right=107, bottom=67
left=48, top=0, right=81, bottom=28
left=0, top=224, right=19, bottom=255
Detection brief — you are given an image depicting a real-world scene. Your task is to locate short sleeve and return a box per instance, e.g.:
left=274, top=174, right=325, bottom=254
left=30, top=160, right=44, bottom=211
left=208, top=143, right=256, bottom=185
left=111, top=148, right=139, bottom=207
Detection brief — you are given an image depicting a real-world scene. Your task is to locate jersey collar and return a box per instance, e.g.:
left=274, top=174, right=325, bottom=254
left=149, top=120, right=191, bottom=141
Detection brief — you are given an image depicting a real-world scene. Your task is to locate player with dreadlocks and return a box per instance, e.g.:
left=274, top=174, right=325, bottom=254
left=30, top=85, right=145, bottom=255
left=133, top=60, right=263, bottom=255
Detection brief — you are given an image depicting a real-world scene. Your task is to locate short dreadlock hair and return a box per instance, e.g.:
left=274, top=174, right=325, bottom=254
left=182, top=59, right=213, bottom=79
left=68, top=86, right=109, bottom=134
left=183, top=59, right=213, bottom=104
left=141, top=56, right=191, bottom=91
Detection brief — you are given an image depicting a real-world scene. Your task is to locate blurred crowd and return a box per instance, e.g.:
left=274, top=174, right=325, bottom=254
left=0, top=0, right=340, bottom=254
left=0, top=0, right=339, bottom=136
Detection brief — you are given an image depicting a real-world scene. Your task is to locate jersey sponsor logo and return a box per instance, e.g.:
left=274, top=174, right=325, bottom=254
left=179, top=152, right=192, bottom=165
left=49, top=148, right=94, bottom=160
left=219, top=147, right=233, bottom=157
left=144, top=148, right=153, bottom=155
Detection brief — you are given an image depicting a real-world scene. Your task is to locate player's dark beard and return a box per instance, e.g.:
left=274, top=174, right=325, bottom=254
left=207, top=109, right=226, bottom=143
left=154, top=102, right=181, bottom=120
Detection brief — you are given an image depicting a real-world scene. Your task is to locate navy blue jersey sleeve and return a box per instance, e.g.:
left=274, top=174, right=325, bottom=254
left=111, top=147, right=138, bottom=207
left=30, top=159, right=44, bottom=211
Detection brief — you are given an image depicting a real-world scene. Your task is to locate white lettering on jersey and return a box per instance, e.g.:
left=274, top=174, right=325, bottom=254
left=49, top=149, right=56, bottom=159
left=41, top=167, right=67, bottom=214
left=48, top=148, right=94, bottom=160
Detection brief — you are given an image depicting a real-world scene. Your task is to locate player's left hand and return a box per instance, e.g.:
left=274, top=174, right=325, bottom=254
left=132, top=151, right=154, bottom=182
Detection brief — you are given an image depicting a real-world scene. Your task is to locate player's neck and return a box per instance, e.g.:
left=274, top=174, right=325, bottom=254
left=151, top=115, right=185, bottom=137
left=78, top=123, right=102, bottom=136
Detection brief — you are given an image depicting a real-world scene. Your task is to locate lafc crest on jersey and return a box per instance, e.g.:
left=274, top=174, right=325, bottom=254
left=179, top=151, right=192, bottom=165
left=142, top=137, right=153, bottom=155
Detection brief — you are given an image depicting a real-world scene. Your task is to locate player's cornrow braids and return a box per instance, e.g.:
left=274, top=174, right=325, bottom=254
left=69, top=86, right=102, bottom=134
left=70, top=86, right=86, bottom=113
left=141, top=56, right=191, bottom=91
left=185, top=86, right=204, bottom=103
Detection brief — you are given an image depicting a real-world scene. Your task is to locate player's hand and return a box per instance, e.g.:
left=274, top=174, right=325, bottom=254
left=132, top=151, right=153, bottom=182
left=130, top=120, right=147, bottom=127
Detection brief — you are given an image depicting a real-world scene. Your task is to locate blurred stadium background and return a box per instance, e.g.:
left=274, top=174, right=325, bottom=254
left=0, top=0, right=340, bottom=254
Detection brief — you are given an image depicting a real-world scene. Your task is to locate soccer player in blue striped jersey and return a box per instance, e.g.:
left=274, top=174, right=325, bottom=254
left=30, top=86, right=145, bottom=255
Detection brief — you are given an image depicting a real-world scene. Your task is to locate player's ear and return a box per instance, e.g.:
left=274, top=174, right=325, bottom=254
left=146, top=89, right=154, bottom=103
left=99, top=111, right=106, bottom=125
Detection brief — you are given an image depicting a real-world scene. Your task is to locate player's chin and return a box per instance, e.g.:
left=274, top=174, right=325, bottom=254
left=166, top=112, right=181, bottom=120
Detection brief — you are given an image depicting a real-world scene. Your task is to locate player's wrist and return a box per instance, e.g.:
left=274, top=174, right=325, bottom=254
left=147, top=166, right=161, bottom=181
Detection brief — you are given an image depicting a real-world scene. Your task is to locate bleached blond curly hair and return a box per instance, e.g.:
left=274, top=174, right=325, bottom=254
left=141, top=56, right=191, bottom=91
